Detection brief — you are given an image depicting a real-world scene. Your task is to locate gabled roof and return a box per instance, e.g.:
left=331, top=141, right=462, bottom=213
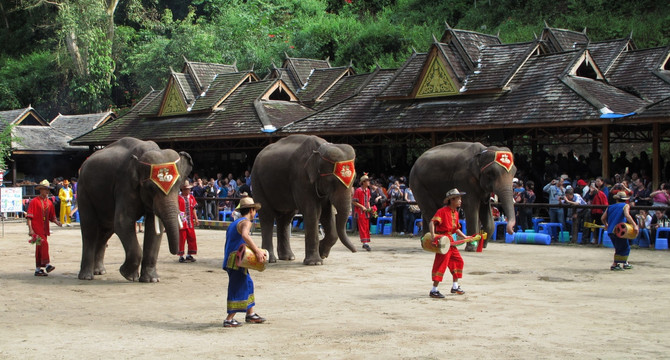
left=540, top=25, right=589, bottom=52
left=191, top=71, right=259, bottom=112
left=182, top=59, right=238, bottom=92
left=265, top=66, right=302, bottom=92
left=440, top=25, right=502, bottom=70
left=282, top=56, right=331, bottom=87
left=0, top=107, right=49, bottom=131
left=297, top=66, right=355, bottom=104
left=282, top=50, right=648, bottom=136
left=50, top=111, right=116, bottom=138
left=606, top=46, right=670, bottom=102
left=12, top=126, right=84, bottom=153
left=173, top=71, right=199, bottom=105
left=463, top=41, right=540, bottom=92
left=71, top=79, right=312, bottom=145
left=587, top=36, right=636, bottom=75
left=377, top=52, right=428, bottom=99
left=315, top=72, right=376, bottom=111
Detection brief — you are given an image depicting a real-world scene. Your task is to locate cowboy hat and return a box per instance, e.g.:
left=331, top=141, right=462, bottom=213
left=35, top=179, right=53, bottom=190
left=613, top=191, right=630, bottom=201
left=63, top=179, right=70, bottom=186
left=360, top=173, right=370, bottom=182
left=180, top=180, right=193, bottom=190
left=238, top=197, right=261, bottom=210
left=444, top=188, right=466, bottom=202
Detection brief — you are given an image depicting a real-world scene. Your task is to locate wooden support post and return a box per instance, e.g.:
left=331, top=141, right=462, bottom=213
left=652, top=123, right=660, bottom=190
left=601, top=125, right=609, bottom=179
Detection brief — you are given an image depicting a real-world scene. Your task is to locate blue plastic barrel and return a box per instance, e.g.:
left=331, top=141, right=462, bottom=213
left=513, top=232, right=551, bottom=245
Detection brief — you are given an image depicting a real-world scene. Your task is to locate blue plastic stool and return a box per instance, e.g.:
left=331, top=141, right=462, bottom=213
left=492, top=221, right=507, bottom=241
left=382, top=223, right=392, bottom=235
left=655, top=238, right=668, bottom=250
left=219, top=210, right=233, bottom=221
left=538, top=222, right=563, bottom=241
left=413, top=218, right=422, bottom=235
left=377, top=216, right=392, bottom=235
left=532, top=218, right=544, bottom=232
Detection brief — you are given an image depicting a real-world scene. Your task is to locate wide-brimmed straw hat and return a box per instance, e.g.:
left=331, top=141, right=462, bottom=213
left=238, top=197, right=261, bottom=210
left=360, top=173, right=370, bottom=182
left=35, top=179, right=53, bottom=190
left=443, top=188, right=466, bottom=203
left=180, top=180, right=193, bottom=190
left=63, top=179, right=70, bottom=186
left=614, top=191, right=629, bottom=201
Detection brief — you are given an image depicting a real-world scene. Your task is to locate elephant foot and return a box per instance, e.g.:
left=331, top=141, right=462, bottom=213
left=277, top=251, right=295, bottom=261
left=268, top=253, right=277, bottom=263
left=303, top=256, right=323, bottom=265
left=464, top=243, right=476, bottom=252
left=119, top=263, right=140, bottom=282
left=483, top=239, right=488, bottom=248
left=78, top=271, right=94, bottom=280
left=94, top=266, right=106, bottom=275
left=139, top=266, right=160, bottom=283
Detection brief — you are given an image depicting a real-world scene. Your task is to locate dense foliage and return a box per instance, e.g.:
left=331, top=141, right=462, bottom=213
left=0, top=0, right=667, bottom=118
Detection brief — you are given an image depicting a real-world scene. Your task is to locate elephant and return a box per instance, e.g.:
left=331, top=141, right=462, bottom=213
left=251, top=135, right=358, bottom=265
left=77, top=137, right=193, bottom=282
left=410, top=142, right=516, bottom=251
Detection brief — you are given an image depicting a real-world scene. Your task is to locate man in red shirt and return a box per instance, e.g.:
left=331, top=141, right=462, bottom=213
left=26, top=179, right=62, bottom=276
left=178, top=180, right=200, bottom=262
left=428, top=188, right=467, bottom=298
left=588, top=181, right=609, bottom=244
left=353, top=173, right=373, bottom=251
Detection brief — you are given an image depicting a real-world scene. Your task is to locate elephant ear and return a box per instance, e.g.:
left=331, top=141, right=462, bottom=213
left=178, top=151, right=194, bottom=176
left=130, top=154, right=143, bottom=189
left=306, top=150, right=321, bottom=185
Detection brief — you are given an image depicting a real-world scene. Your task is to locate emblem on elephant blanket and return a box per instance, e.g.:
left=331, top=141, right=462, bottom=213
left=494, top=151, right=514, bottom=172
left=332, top=160, right=355, bottom=188
left=149, top=161, right=180, bottom=194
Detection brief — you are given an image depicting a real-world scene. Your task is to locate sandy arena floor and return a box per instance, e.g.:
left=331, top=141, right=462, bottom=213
left=1, top=221, right=669, bottom=359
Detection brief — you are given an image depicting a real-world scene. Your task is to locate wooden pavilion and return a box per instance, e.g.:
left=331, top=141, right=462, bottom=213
left=71, top=24, right=670, bottom=187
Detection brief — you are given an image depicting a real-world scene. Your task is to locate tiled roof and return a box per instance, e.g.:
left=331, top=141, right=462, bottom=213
left=297, top=67, right=353, bottom=103
left=264, top=67, right=302, bottom=93
left=283, top=57, right=331, bottom=87
left=562, top=76, right=650, bottom=114
left=71, top=80, right=313, bottom=145
left=606, top=47, right=670, bottom=102
left=0, top=107, right=48, bottom=131
left=190, top=72, right=255, bottom=112
left=464, top=42, right=537, bottom=91
left=637, top=96, right=670, bottom=119
left=377, top=52, right=428, bottom=98
left=314, top=73, right=372, bottom=111
left=587, top=38, right=632, bottom=74
left=50, top=111, right=116, bottom=138
left=542, top=27, right=589, bottom=52
left=437, top=41, right=470, bottom=82
left=184, top=61, right=238, bottom=91
left=173, top=72, right=199, bottom=104
left=448, top=29, right=502, bottom=66
left=282, top=51, right=648, bottom=135
left=12, top=126, right=84, bottom=152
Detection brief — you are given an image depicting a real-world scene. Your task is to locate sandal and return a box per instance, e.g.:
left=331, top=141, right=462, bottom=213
left=45, top=265, right=56, bottom=273
left=623, top=263, right=633, bottom=270
left=34, top=269, right=48, bottom=276
left=223, top=319, right=242, bottom=328
left=245, top=313, right=266, bottom=324
left=610, top=264, right=623, bottom=271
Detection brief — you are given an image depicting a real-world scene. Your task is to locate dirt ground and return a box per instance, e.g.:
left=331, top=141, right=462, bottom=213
left=1, top=220, right=669, bottom=359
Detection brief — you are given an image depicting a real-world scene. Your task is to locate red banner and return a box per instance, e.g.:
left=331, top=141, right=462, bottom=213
left=494, top=151, right=514, bottom=172
left=149, top=162, right=180, bottom=195
left=332, top=160, right=355, bottom=188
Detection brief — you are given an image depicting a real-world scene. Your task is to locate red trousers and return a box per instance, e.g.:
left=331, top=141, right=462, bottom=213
left=178, top=227, right=197, bottom=255
left=35, top=237, right=50, bottom=267
left=357, top=216, right=370, bottom=243
left=431, top=246, right=464, bottom=282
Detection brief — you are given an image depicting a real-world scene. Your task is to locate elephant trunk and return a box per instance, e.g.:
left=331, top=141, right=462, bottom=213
left=153, top=196, right=181, bottom=255
left=496, top=186, right=516, bottom=234
left=335, top=207, right=357, bottom=252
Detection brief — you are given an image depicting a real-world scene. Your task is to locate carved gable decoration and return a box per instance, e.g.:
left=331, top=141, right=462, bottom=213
left=415, top=55, right=459, bottom=98
left=159, top=82, right=187, bottom=117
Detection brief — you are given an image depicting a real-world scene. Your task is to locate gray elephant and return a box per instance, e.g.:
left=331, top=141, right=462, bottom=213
left=77, top=137, right=193, bottom=282
left=410, top=142, right=516, bottom=251
left=251, top=135, right=357, bottom=265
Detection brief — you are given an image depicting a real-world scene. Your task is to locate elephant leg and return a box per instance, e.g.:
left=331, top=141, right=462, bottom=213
left=79, top=218, right=104, bottom=280
left=276, top=212, right=295, bottom=261
left=464, top=205, right=481, bottom=252
left=93, top=228, right=113, bottom=275
left=259, top=211, right=277, bottom=263
left=303, top=211, right=323, bottom=265
left=139, top=231, right=161, bottom=283
left=318, top=205, right=337, bottom=259
left=117, top=217, right=142, bottom=282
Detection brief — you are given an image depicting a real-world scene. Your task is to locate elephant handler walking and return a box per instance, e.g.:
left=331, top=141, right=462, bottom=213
left=178, top=180, right=199, bottom=263
left=26, top=179, right=62, bottom=276
left=353, top=173, right=373, bottom=251
left=601, top=191, right=637, bottom=271
left=223, top=197, right=267, bottom=328
left=428, top=188, right=467, bottom=298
